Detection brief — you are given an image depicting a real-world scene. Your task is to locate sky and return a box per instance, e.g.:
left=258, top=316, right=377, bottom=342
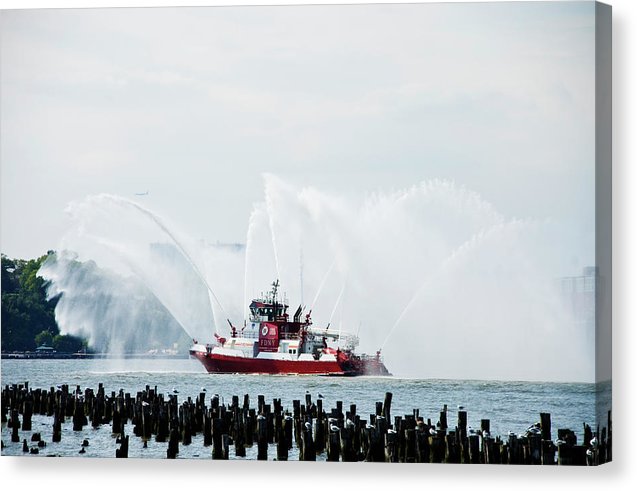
left=0, top=1, right=596, bottom=274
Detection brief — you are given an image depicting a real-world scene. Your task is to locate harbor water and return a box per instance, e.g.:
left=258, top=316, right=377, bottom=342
left=1, top=358, right=611, bottom=459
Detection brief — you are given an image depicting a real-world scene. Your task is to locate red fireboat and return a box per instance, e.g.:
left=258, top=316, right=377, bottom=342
left=190, top=280, right=390, bottom=376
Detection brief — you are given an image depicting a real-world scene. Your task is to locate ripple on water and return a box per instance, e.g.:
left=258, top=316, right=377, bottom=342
left=1, top=359, right=610, bottom=458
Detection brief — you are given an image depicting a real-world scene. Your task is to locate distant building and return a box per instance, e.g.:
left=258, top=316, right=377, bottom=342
left=35, top=345, right=55, bottom=353
left=559, top=267, right=597, bottom=346
left=210, top=241, right=245, bottom=251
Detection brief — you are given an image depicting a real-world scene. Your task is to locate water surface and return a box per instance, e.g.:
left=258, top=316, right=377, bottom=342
left=1, top=358, right=610, bottom=459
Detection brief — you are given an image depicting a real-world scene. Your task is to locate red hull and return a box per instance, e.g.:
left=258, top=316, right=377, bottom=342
left=190, top=350, right=389, bottom=376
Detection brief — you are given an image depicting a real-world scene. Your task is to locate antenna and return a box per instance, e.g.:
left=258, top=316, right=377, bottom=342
left=337, top=282, right=345, bottom=349
left=299, top=245, right=304, bottom=306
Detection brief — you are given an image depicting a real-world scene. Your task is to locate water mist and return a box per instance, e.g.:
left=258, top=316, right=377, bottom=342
left=40, top=178, right=592, bottom=381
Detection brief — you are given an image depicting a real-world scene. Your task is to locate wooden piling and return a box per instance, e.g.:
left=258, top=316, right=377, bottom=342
left=222, top=434, right=231, bottom=460
left=233, top=404, right=246, bottom=457
left=301, top=421, right=317, bottom=461
left=167, top=426, right=179, bottom=459
left=326, top=423, right=340, bottom=462
left=73, top=399, right=85, bottom=431
left=22, top=398, right=33, bottom=432
left=52, top=407, right=62, bottom=443
left=382, top=392, right=392, bottom=423
left=385, top=429, right=398, bottom=462
left=0, top=382, right=611, bottom=466
left=257, top=414, right=268, bottom=460
left=10, top=410, right=20, bottom=443
left=529, top=434, right=542, bottom=465
left=314, top=398, right=325, bottom=453
left=212, top=417, right=224, bottom=459
left=276, top=413, right=288, bottom=461
left=404, top=428, right=417, bottom=463
left=468, top=434, right=480, bottom=464
left=439, top=406, right=448, bottom=433
left=340, top=420, right=356, bottom=462
left=415, top=423, right=429, bottom=463
left=116, top=427, right=129, bottom=458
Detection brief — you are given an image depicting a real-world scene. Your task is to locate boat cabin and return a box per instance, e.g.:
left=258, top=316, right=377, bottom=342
left=249, top=300, right=288, bottom=322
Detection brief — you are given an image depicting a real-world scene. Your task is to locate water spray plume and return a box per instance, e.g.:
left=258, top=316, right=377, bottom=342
left=328, top=279, right=347, bottom=326
left=310, top=260, right=336, bottom=311
left=381, top=222, right=516, bottom=350
left=243, top=205, right=260, bottom=322
left=120, top=196, right=230, bottom=325
left=40, top=193, right=242, bottom=351
left=264, top=179, right=281, bottom=283
left=41, top=180, right=591, bottom=381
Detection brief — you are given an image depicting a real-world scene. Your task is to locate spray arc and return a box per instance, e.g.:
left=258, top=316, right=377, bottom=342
left=40, top=178, right=588, bottom=381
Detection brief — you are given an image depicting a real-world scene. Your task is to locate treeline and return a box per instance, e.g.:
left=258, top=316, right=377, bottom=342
left=1, top=252, right=86, bottom=353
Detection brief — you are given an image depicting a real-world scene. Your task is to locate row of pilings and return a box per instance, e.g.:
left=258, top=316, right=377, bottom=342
left=1, top=382, right=611, bottom=464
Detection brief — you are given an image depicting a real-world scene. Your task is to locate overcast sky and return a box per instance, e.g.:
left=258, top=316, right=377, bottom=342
left=1, top=2, right=595, bottom=273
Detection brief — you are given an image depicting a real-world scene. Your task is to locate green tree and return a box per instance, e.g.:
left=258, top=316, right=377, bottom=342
left=1, top=255, right=19, bottom=293
left=34, top=330, right=54, bottom=348
left=52, top=334, right=85, bottom=353
left=1, top=252, right=68, bottom=351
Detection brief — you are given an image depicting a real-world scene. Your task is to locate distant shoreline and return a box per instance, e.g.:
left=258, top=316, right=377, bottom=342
left=1, top=352, right=190, bottom=360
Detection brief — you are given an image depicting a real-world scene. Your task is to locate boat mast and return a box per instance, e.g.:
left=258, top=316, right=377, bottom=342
left=271, top=279, right=279, bottom=320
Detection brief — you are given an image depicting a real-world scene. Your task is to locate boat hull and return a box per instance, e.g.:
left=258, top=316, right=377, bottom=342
left=190, top=349, right=390, bottom=376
